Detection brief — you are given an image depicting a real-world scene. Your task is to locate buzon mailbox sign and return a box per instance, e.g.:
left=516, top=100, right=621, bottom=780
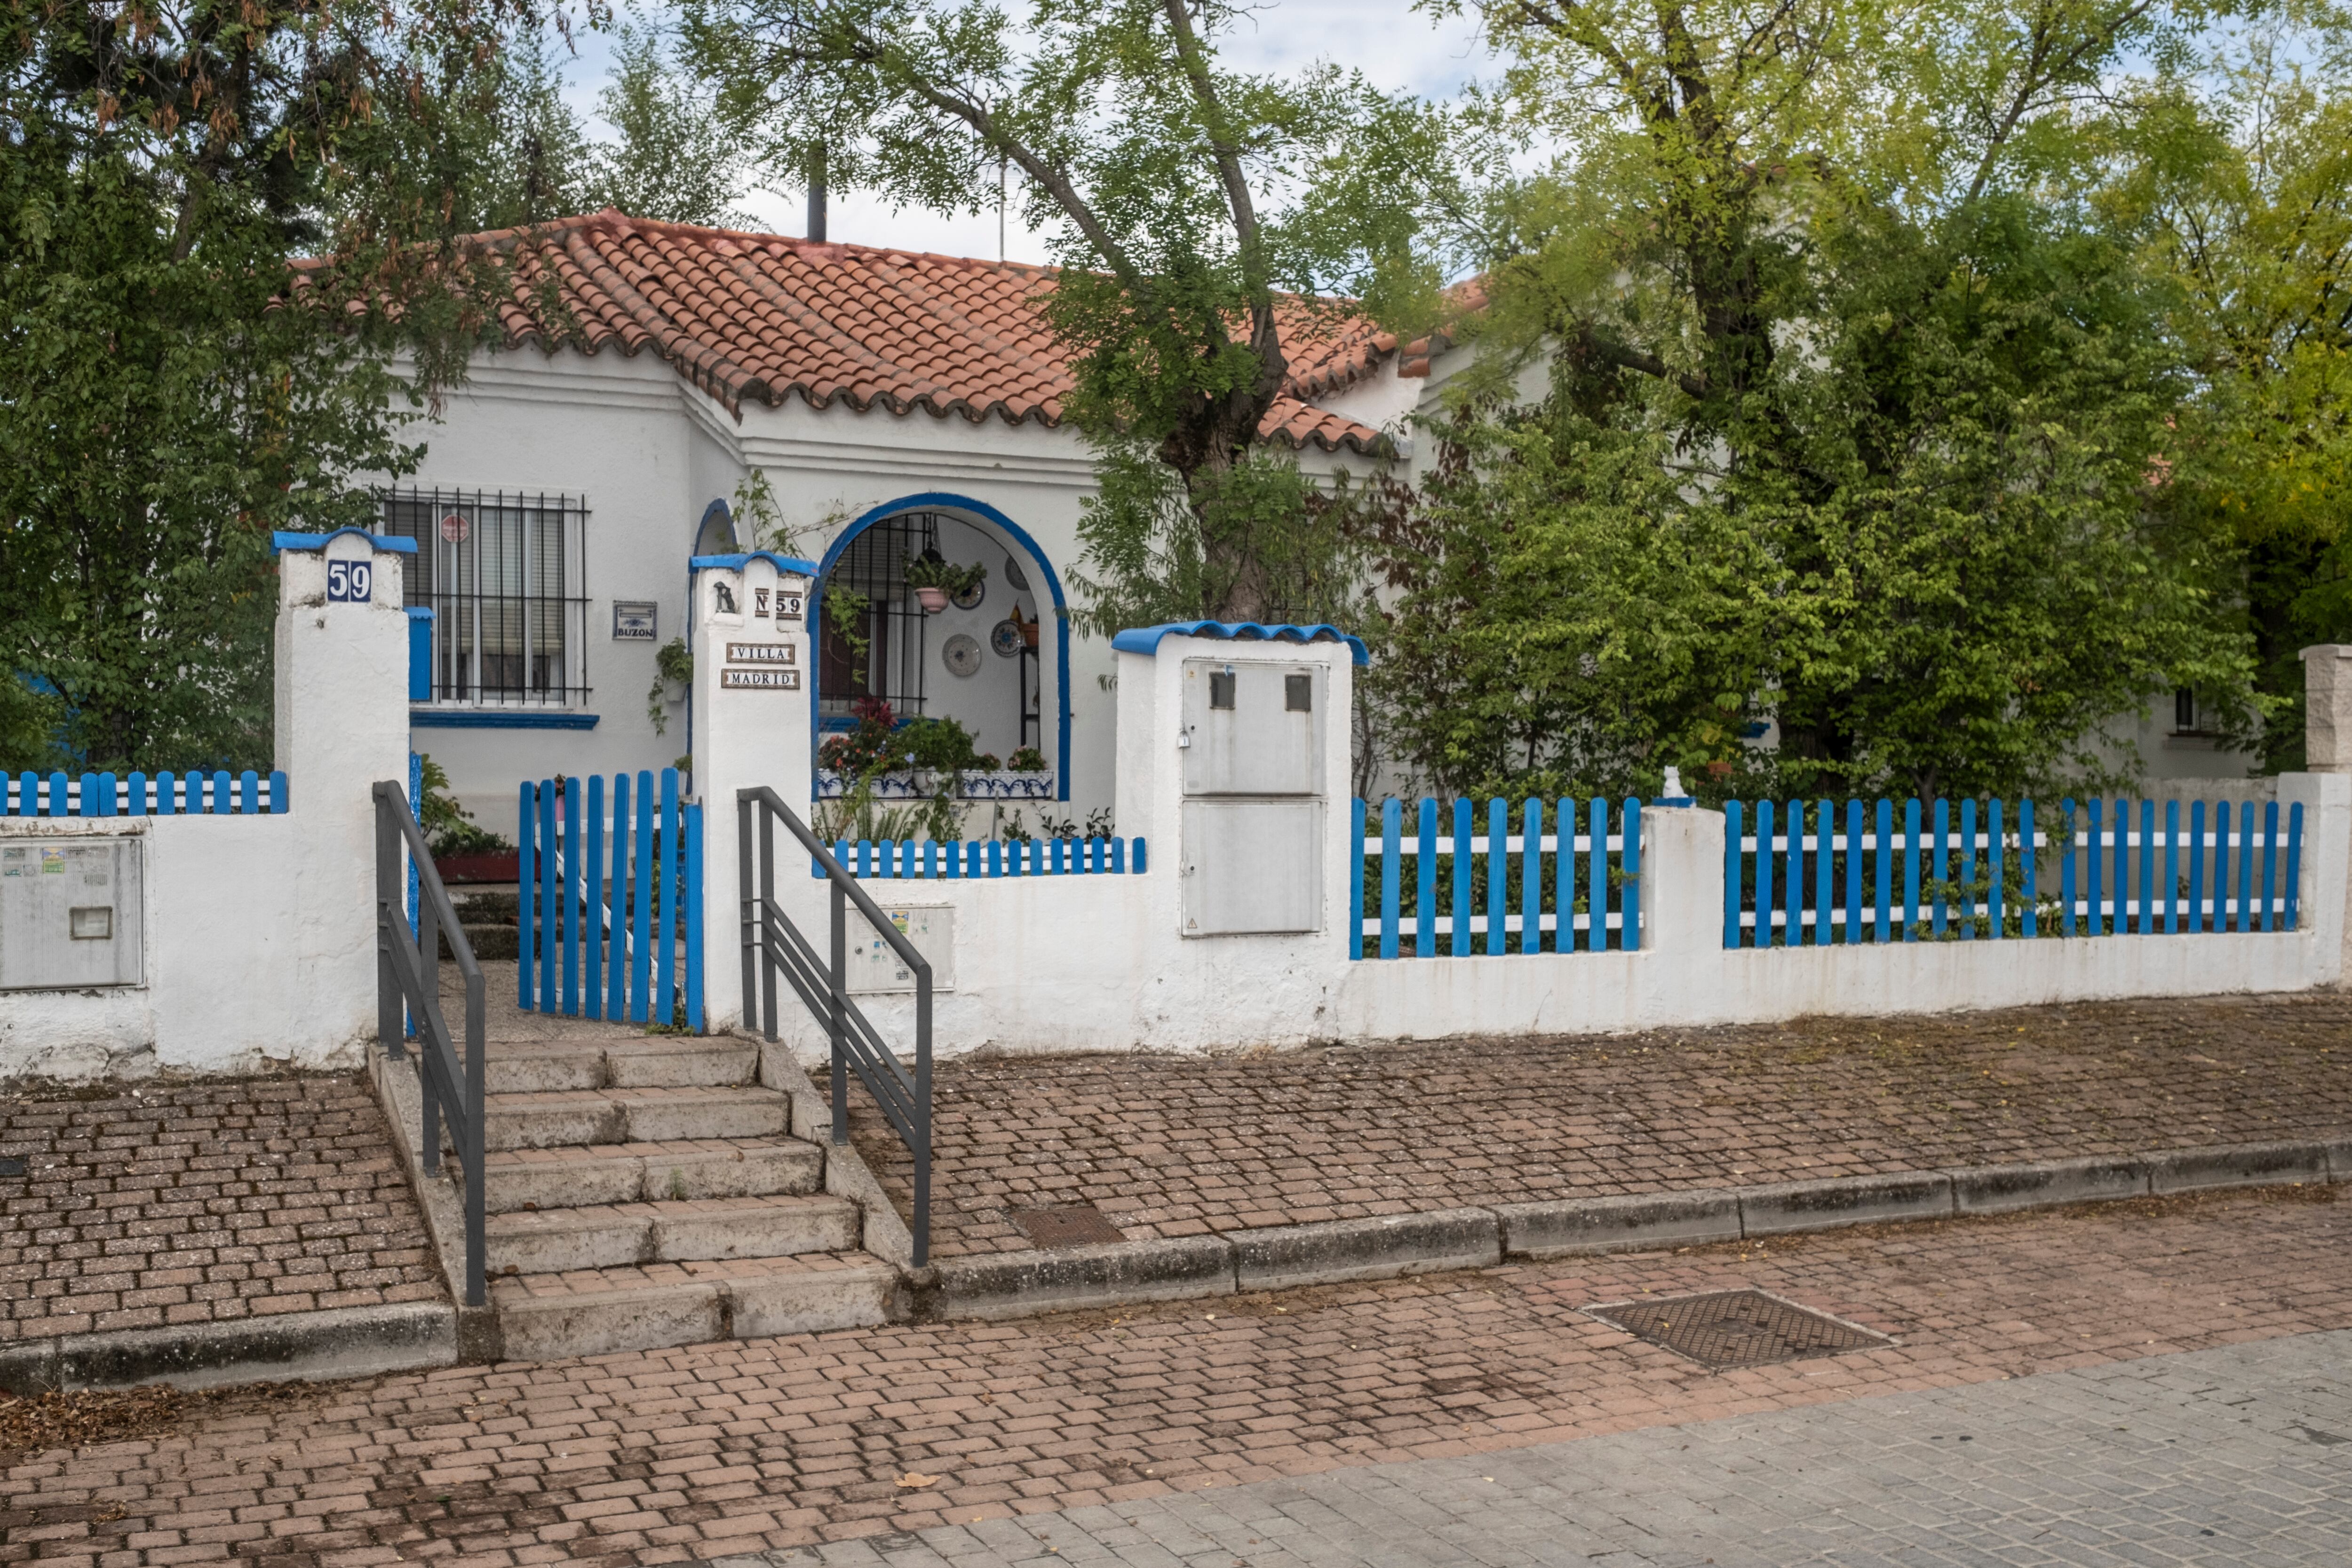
left=326, top=559, right=372, bottom=604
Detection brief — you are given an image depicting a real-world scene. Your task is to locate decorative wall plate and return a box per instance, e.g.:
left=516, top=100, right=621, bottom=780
left=943, top=633, right=983, bottom=677
left=1004, top=555, right=1029, bottom=592
left=990, top=619, right=1024, bottom=658
left=951, top=578, right=986, bottom=611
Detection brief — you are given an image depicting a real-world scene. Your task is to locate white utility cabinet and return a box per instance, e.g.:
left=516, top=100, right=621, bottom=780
left=1178, top=657, right=1327, bottom=935
left=0, top=835, right=145, bottom=989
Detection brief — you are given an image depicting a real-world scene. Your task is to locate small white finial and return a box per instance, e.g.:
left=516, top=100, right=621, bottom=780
left=1662, top=765, right=1687, bottom=799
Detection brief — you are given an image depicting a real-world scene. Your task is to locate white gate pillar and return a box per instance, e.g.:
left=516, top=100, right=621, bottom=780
left=253, top=527, right=413, bottom=1066
left=688, top=551, right=817, bottom=1034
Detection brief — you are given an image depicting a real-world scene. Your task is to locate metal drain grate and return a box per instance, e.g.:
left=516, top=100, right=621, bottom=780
left=1010, top=1202, right=1128, bottom=1249
left=1584, top=1289, right=1892, bottom=1369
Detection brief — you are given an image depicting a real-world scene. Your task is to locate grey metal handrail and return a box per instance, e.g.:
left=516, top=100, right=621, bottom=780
left=374, top=780, right=487, bottom=1306
left=738, top=785, right=931, bottom=1266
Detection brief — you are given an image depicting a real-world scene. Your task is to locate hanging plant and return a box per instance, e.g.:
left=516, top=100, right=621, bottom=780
left=646, top=638, right=692, bottom=734
left=903, top=555, right=986, bottom=613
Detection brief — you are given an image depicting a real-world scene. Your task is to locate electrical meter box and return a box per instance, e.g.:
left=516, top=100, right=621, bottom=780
left=1178, top=657, right=1328, bottom=935
left=1179, top=799, right=1324, bottom=935
left=0, top=836, right=145, bottom=990
left=843, top=903, right=956, bottom=995
left=1180, top=660, right=1325, bottom=796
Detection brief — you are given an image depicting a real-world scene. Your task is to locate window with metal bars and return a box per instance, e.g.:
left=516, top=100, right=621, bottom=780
left=818, top=511, right=939, bottom=719
left=378, top=488, right=591, bottom=706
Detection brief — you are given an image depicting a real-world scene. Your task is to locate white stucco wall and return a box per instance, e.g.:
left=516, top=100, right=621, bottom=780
left=696, top=624, right=2352, bottom=1060
left=391, top=341, right=1394, bottom=840
left=0, top=533, right=411, bottom=1080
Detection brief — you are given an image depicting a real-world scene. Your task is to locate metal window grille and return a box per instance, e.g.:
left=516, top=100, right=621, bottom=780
left=818, top=511, right=938, bottom=719
left=379, top=488, right=591, bottom=706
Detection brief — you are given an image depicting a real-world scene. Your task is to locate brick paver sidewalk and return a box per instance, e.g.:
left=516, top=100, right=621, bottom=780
left=826, top=992, right=2352, bottom=1257
left=748, top=1329, right=2352, bottom=1567
left=0, top=1186, right=2345, bottom=1564
left=0, top=1078, right=444, bottom=1342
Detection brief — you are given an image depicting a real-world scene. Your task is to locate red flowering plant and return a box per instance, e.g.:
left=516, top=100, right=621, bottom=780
left=818, top=697, right=901, bottom=776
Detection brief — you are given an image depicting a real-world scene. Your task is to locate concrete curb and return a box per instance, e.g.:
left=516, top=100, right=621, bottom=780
left=930, top=1136, right=2350, bottom=1321
left=1948, top=1155, right=2150, bottom=1214
left=1494, top=1190, right=1743, bottom=1259
left=2147, top=1140, right=2330, bottom=1193
left=1228, top=1208, right=1501, bottom=1290
left=930, top=1236, right=1236, bottom=1321
left=1739, top=1171, right=1955, bottom=1236
left=0, top=1302, right=456, bottom=1394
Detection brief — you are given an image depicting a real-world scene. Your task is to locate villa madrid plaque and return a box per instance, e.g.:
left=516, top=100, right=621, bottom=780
left=721, top=667, right=802, bottom=690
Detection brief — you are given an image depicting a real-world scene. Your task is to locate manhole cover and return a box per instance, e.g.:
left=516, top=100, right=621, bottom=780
left=1584, top=1289, right=1891, bottom=1369
left=1010, top=1203, right=1127, bottom=1249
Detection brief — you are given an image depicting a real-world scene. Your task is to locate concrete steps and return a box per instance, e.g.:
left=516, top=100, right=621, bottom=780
left=485, top=1038, right=760, bottom=1094
left=480, top=1137, right=822, bottom=1213
left=483, top=1086, right=792, bottom=1150
left=488, top=1252, right=899, bottom=1361
left=484, top=1193, right=860, bottom=1274
left=370, top=1029, right=905, bottom=1363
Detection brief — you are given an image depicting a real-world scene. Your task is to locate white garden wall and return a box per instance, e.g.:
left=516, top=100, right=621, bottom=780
left=681, top=563, right=2352, bottom=1059
left=7, top=542, right=2348, bottom=1085
left=0, top=532, right=410, bottom=1080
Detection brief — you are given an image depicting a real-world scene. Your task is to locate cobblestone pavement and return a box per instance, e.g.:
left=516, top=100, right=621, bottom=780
left=1, top=1188, right=2347, bottom=1566
left=825, top=992, right=2352, bottom=1258
left=0, top=1078, right=444, bottom=1342
left=732, top=1329, right=2352, bottom=1567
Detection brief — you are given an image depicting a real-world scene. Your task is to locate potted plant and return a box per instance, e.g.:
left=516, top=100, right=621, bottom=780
left=903, top=554, right=985, bottom=614
left=419, top=756, right=518, bottom=883
left=1007, top=746, right=1049, bottom=773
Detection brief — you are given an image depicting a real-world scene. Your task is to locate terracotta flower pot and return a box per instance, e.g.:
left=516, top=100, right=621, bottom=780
left=1019, top=618, right=1040, bottom=650
left=914, top=586, right=950, bottom=613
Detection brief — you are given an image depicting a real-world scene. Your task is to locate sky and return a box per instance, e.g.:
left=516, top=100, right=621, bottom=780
left=555, top=0, right=1492, bottom=262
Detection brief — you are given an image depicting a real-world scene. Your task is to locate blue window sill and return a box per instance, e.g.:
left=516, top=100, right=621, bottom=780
left=411, top=710, right=601, bottom=731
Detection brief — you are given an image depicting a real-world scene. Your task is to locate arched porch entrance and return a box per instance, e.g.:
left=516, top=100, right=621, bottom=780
left=808, top=493, right=1070, bottom=806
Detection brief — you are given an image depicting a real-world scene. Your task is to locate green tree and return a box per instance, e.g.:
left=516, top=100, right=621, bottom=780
left=0, top=676, right=63, bottom=775
left=586, top=25, right=757, bottom=226
left=361, top=25, right=595, bottom=235
left=2114, top=17, right=2352, bottom=768
left=1376, top=0, right=2258, bottom=800
left=682, top=0, right=1449, bottom=624
left=0, top=0, right=538, bottom=772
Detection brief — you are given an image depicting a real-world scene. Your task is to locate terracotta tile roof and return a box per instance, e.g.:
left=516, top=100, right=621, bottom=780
left=1397, top=278, right=1489, bottom=377
left=465, top=210, right=1397, bottom=451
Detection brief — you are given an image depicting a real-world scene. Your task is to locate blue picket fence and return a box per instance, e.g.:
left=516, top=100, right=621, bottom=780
left=5, top=770, right=288, bottom=816
left=818, top=836, right=1147, bottom=879
left=1351, top=797, right=1645, bottom=960
left=517, top=770, right=705, bottom=1030
left=1724, top=796, right=2304, bottom=947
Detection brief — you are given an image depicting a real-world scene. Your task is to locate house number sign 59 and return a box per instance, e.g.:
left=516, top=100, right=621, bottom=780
left=326, top=560, right=373, bottom=604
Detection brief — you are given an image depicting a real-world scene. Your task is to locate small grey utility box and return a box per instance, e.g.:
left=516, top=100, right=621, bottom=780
left=1179, top=658, right=1327, bottom=936
left=0, top=835, right=146, bottom=989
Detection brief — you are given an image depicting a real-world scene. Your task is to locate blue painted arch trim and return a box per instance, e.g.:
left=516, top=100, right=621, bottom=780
left=270, top=527, right=417, bottom=555
left=1110, top=621, right=1369, bottom=666
left=812, top=492, right=1072, bottom=803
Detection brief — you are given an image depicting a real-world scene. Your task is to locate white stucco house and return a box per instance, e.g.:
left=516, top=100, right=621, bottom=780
left=384, top=209, right=2249, bottom=835
left=385, top=209, right=1448, bottom=836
